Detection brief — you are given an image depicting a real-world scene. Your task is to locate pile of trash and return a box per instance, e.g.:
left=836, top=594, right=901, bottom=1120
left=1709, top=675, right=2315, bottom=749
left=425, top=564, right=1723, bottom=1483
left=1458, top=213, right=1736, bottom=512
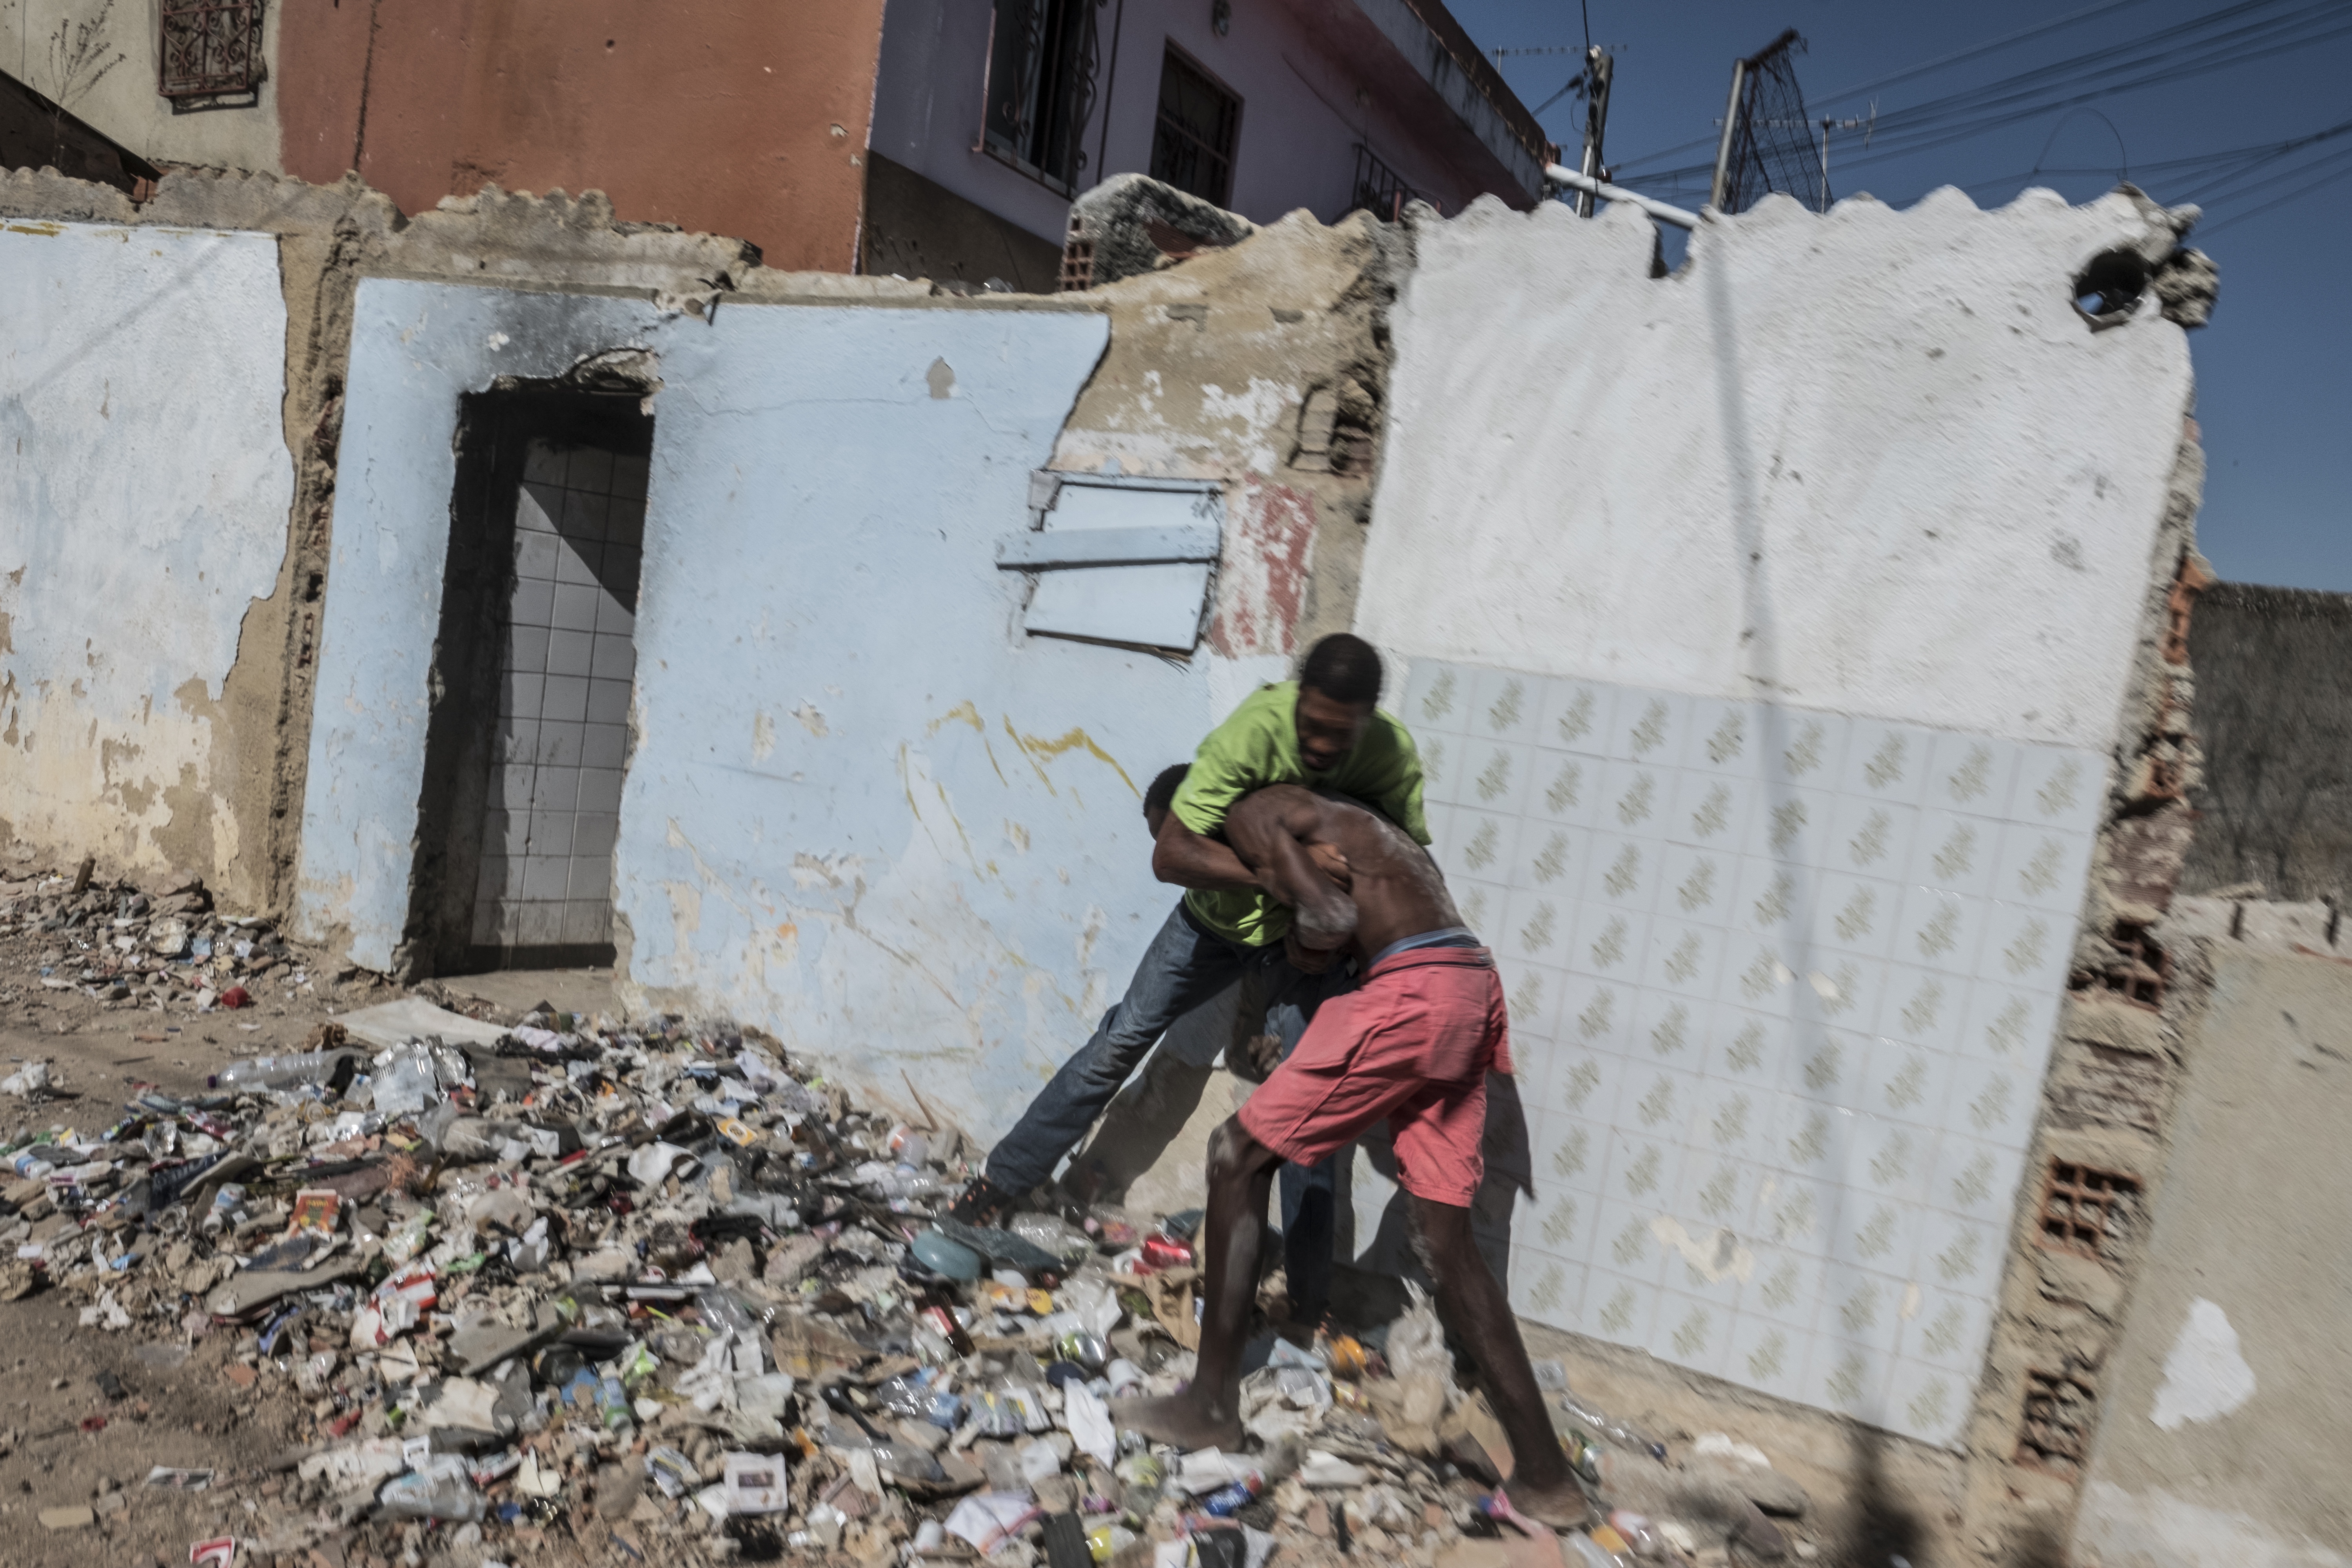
left=0, top=1003, right=1810, bottom=1566
left=0, top=862, right=314, bottom=1013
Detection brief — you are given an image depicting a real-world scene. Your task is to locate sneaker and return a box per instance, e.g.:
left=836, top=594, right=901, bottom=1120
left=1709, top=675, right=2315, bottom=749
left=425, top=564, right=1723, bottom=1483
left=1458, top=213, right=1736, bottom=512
left=947, top=1174, right=1014, bottom=1227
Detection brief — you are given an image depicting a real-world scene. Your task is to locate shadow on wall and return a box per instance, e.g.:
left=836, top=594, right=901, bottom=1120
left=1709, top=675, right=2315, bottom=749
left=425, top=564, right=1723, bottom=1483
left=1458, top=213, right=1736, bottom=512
left=1700, top=214, right=1948, bottom=1568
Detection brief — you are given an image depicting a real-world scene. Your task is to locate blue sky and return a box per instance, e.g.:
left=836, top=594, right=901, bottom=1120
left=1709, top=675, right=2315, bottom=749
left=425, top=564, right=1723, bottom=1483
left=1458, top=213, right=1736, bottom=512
left=1450, top=0, right=2352, bottom=591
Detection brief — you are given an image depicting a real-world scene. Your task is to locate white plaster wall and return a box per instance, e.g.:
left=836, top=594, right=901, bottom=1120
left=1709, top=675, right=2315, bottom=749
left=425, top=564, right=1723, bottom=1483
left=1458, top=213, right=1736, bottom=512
left=1359, top=189, right=2197, bottom=751
left=0, top=219, right=292, bottom=875
left=1354, top=189, right=2202, bottom=1450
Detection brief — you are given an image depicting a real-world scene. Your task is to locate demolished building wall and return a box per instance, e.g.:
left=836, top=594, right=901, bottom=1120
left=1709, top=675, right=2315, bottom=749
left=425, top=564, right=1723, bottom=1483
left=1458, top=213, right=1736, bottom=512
left=0, top=159, right=1405, bottom=1157
left=0, top=169, right=759, bottom=919
left=0, top=217, right=293, bottom=889
left=289, top=204, right=1402, bottom=1144
left=1354, top=186, right=2212, bottom=1554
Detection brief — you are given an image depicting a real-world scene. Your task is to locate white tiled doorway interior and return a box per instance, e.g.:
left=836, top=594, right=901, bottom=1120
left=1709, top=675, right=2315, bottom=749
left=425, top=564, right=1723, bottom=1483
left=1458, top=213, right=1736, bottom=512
left=471, top=439, right=645, bottom=950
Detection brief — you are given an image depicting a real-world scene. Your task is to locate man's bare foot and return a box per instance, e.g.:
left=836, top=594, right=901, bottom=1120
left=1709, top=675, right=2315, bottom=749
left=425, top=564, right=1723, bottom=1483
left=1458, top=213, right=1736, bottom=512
left=1110, top=1392, right=1245, bottom=1452
left=1499, top=1475, right=1597, bottom=1533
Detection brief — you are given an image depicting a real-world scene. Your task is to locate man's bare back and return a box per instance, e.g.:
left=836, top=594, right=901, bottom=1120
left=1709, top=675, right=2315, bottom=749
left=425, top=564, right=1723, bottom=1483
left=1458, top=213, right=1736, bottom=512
left=1225, top=784, right=1460, bottom=962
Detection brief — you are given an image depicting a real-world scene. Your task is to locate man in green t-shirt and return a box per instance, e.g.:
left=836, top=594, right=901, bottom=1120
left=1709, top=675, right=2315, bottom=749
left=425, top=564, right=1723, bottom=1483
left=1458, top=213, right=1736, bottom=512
left=951, top=634, right=1429, bottom=1321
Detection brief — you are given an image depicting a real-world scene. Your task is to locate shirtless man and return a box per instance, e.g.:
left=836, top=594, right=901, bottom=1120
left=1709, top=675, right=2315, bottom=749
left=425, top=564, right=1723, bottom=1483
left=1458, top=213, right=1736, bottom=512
left=1114, top=784, right=1590, bottom=1530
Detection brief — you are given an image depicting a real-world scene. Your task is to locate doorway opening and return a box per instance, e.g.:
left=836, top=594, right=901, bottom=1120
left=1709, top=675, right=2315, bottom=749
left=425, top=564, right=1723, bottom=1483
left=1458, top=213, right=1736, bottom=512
left=405, top=383, right=650, bottom=978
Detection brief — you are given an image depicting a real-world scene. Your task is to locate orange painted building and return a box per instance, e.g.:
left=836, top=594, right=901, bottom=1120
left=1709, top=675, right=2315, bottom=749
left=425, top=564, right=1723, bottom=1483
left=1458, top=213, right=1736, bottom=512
left=274, top=0, right=891, bottom=274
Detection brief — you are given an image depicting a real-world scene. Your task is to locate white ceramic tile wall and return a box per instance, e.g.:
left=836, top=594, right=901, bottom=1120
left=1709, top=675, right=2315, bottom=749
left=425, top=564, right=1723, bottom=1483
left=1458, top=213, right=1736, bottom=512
left=1405, top=659, right=2102, bottom=1449
left=471, top=441, right=646, bottom=949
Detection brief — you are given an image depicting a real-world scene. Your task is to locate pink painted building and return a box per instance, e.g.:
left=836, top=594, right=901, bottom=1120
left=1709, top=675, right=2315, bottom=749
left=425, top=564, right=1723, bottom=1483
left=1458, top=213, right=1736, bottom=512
left=865, top=0, right=1557, bottom=290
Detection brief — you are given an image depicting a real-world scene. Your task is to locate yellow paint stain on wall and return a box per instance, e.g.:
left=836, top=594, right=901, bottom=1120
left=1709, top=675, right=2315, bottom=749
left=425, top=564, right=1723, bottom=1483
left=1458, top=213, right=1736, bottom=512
left=1002, top=719, right=1138, bottom=796
left=926, top=700, right=984, bottom=735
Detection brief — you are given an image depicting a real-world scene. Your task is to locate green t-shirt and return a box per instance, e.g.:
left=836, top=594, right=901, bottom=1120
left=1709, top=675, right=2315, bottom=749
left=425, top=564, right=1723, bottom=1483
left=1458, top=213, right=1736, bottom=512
left=1170, top=681, right=1429, bottom=946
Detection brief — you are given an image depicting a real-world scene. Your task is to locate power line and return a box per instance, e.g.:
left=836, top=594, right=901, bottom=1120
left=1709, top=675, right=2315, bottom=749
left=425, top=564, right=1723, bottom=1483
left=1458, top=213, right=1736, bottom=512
left=1820, top=2, right=2352, bottom=173
left=1617, top=1, right=2352, bottom=200
left=1612, top=0, right=2177, bottom=169
left=2200, top=150, right=2352, bottom=231
left=1614, top=0, right=2345, bottom=180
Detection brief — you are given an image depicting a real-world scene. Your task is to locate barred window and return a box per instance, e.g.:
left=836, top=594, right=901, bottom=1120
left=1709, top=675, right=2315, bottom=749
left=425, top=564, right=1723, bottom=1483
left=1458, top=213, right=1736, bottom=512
left=160, top=0, right=264, bottom=100
left=985, top=0, right=1105, bottom=193
left=1149, top=49, right=1239, bottom=207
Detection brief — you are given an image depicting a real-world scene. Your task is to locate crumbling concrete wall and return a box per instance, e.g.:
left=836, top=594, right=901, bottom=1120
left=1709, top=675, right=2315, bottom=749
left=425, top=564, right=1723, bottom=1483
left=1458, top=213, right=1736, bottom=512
left=0, top=169, right=760, bottom=916
left=1051, top=208, right=1407, bottom=684
left=2068, top=914, right=2352, bottom=1568
left=293, top=205, right=1406, bottom=1156
left=1352, top=184, right=2210, bottom=1554
left=0, top=162, right=1408, bottom=1158
left=0, top=218, right=292, bottom=888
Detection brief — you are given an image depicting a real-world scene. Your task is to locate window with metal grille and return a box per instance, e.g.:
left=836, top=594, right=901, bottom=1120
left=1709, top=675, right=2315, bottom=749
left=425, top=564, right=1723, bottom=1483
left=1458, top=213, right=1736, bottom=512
left=1149, top=49, right=1240, bottom=207
left=985, top=0, right=1105, bottom=193
left=2038, top=1160, right=2141, bottom=1258
left=1350, top=144, right=1421, bottom=222
left=161, top=0, right=264, bottom=99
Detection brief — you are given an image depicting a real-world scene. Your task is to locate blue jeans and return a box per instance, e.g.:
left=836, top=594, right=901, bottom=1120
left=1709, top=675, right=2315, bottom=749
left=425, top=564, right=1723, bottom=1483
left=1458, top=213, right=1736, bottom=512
left=984, top=901, right=1345, bottom=1318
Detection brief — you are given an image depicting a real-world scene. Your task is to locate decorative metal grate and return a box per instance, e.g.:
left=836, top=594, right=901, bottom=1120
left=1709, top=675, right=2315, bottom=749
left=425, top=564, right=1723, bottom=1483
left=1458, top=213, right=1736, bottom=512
left=161, top=0, right=264, bottom=98
left=1350, top=144, right=1426, bottom=223
left=1717, top=29, right=1824, bottom=214
left=985, top=0, right=1105, bottom=192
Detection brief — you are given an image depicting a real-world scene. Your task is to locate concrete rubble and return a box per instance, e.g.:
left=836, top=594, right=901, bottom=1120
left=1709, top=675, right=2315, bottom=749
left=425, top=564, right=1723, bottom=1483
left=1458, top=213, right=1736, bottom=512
left=0, top=866, right=1824, bottom=1568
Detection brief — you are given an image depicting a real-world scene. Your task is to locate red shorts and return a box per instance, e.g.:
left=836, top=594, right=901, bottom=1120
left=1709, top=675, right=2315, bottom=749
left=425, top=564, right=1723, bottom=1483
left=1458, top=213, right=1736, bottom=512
left=1236, top=946, right=1512, bottom=1208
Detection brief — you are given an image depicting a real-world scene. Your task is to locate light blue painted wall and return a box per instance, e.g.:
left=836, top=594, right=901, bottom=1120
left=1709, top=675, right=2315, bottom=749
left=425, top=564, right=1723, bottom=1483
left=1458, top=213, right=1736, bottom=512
left=296, top=282, right=671, bottom=964
left=301, top=278, right=1250, bottom=1140
left=0, top=222, right=292, bottom=879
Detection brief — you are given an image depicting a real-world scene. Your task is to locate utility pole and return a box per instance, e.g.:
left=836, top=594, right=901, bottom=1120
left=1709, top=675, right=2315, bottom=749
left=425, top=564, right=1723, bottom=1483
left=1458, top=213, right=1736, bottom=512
left=1709, top=58, right=1746, bottom=211
left=1575, top=45, right=1613, bottom=218
left=1815, top=105, right=1875, bottom=214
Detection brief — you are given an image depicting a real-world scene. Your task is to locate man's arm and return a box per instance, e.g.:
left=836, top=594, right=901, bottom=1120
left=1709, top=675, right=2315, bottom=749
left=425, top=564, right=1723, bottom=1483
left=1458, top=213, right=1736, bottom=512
left=1225, top=794, right=1358, bottom=952
left=1151, top=814, right=1259, bottom=893
left=1154, top=691, right=1344, bottom=890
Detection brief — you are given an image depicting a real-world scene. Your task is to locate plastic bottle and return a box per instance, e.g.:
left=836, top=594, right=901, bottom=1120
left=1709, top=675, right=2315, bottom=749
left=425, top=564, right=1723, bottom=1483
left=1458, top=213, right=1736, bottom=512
left=377, top=1454, right=488, bottom=1522
left=1605, top=1512, right=1667, bottom=1559
left=595, top=1374, right=633, bottom=1432
left=208, top=1050, right=352, bottom=1093
left=1561, top=1393, right=1668, bottom=1460
left=1563, top=1532, right=1630, bottom=1568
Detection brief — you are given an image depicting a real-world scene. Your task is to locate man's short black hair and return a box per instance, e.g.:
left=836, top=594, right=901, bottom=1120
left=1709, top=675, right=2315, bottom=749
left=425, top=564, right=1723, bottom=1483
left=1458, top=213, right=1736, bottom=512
left=1145, top=764, right=1188, bottom=822
left=1298, top=633, right=1383, bottom=706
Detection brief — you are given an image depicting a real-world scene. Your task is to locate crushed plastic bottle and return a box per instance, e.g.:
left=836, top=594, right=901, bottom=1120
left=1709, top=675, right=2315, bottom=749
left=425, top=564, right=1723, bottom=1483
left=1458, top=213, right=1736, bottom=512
left=378, top=1454, right=488, bottom=1521
left=207, top=1050, right=353, bottom=1093
left=1561, top=1392, right=1669, bottom=1461
left=371, top=1048, right=441, bottom=1118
